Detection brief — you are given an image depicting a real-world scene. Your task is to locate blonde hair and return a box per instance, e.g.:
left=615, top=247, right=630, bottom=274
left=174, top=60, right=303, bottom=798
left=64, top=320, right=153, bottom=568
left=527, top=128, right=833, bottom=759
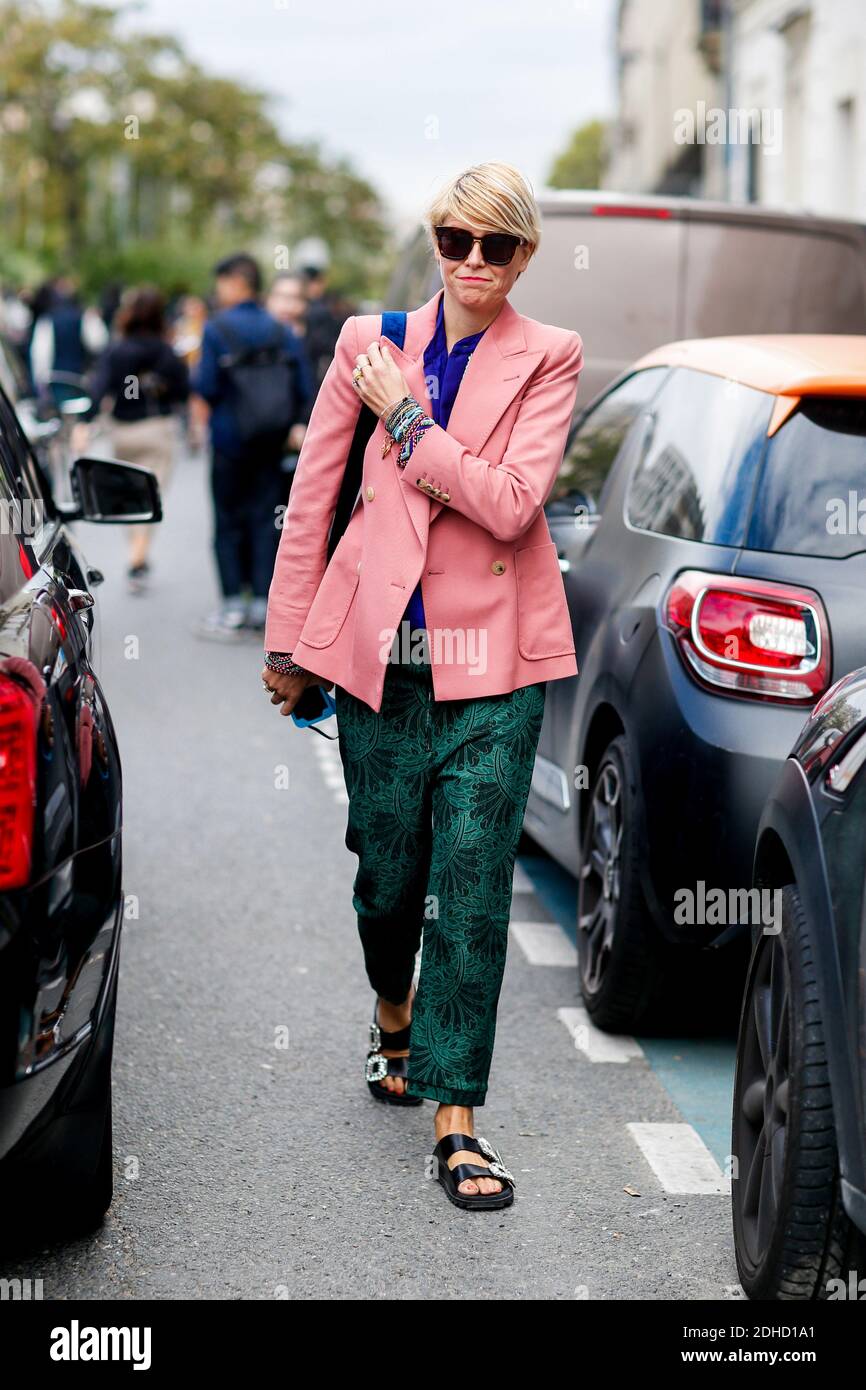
left=424, top=161, right=541, bottom=260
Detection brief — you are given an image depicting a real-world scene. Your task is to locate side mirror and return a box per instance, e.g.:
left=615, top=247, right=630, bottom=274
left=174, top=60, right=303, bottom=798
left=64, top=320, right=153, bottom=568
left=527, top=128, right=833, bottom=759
left=60, top=456, right=163, bottom=524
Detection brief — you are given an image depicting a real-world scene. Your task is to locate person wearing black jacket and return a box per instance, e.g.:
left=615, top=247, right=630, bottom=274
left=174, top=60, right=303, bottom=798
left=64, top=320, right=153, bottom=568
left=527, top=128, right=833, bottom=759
left=80, top=286, right=189, bottom=592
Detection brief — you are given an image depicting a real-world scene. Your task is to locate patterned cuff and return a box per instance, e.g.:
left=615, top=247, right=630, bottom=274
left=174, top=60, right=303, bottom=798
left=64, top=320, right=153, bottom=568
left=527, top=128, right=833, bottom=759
left=265, top=651, right=307, bottom=676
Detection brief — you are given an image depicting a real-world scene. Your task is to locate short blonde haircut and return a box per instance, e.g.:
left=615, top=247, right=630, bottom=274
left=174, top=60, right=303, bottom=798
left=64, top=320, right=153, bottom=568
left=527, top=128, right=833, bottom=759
left=424, top=161, right=541, bottom=260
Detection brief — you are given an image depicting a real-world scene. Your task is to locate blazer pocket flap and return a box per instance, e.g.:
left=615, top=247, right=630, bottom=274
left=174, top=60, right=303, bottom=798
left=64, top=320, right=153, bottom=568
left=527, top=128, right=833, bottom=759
left=515, top=541, right=575, bottom=660
left=298, top=543, right=361, bottom=648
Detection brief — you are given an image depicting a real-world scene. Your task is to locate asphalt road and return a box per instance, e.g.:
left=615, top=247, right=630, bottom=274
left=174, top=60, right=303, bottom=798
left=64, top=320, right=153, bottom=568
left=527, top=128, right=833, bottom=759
left=7, top=448, right=744, bottom=1300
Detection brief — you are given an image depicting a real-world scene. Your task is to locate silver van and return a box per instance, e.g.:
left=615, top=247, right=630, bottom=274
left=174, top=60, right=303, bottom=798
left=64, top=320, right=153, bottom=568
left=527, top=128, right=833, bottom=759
left=386, top=190, right=866, bottom=404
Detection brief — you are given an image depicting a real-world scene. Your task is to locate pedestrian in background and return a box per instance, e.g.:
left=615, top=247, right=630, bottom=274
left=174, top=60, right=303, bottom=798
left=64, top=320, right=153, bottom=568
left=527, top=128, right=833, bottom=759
left=193, top=253, right=314, bottom=639
left=170, top=293, right=210, bottom=452
left=77, top=285, right=189, bottom=593
left=28, top=274, right=108, bottom=396
left=266, top=272, right=315, bottom=494
left=266, top=272, right=308, bottom=339
left=300, top=265, right=346, bottom=389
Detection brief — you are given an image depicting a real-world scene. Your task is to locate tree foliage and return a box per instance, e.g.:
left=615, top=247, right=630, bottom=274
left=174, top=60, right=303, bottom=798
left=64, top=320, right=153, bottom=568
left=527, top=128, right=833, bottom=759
left=547, top=119, right=607, bottom=191
left=0, top=0, right=390, bottom=296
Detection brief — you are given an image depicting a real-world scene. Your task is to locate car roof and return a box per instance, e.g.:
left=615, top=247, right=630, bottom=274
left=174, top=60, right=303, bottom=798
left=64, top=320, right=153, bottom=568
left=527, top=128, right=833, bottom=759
left=536, top=188, right=866, bottom=237
left=633, top=335, right=866, bottom=399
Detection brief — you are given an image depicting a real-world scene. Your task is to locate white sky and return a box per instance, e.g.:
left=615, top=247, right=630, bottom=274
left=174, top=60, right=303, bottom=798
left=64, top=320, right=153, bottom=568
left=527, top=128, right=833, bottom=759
left=125, top=0, right=618, bottom=237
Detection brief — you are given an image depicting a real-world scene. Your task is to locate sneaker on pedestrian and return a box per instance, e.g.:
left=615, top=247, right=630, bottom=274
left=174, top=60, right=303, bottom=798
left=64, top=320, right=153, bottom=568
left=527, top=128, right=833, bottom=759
left=193, top=597, right=248, bottom=641
left=127, top=562, right=150, bottom=595
left=245, top=596, right=268, bottom=631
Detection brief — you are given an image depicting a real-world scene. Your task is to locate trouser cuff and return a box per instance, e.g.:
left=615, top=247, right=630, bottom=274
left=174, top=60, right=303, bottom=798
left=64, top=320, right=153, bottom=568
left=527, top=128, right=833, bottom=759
left=406, top=1079, right=487, bottom=1107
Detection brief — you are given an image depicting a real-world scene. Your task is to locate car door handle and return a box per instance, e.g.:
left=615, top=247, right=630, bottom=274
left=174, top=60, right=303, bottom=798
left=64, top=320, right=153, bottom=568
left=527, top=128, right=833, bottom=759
left=557, top=554, right=571, bottom=574
left=67, top=589, right=95, bottom=614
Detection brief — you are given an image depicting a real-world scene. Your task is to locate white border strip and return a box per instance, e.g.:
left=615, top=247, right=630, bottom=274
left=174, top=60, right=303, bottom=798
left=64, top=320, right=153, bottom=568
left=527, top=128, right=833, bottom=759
left=627, top=1123, right=731, bottom=1195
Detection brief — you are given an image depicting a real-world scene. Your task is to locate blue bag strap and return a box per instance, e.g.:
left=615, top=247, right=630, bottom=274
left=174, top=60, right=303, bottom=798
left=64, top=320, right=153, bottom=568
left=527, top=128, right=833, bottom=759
left=380, top=310, right=407, bottom=351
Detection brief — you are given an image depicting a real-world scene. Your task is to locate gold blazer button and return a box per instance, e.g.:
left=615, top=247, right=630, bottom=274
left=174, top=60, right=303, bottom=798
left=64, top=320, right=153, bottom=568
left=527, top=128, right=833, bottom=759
left=491, top=560, right=507, bottom=575
left=365, top=485, right=375, bottom=501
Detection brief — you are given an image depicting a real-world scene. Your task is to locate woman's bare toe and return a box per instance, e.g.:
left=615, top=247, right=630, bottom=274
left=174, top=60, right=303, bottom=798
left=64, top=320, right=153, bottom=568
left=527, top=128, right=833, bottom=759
left=446, top=1149, right=503, bottom=1197
left=373, top=989, right=413, bottom=1095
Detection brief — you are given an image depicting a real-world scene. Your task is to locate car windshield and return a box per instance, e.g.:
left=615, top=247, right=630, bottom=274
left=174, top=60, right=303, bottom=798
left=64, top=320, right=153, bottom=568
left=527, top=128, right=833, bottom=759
left=746, top=397, right=866, bottom=558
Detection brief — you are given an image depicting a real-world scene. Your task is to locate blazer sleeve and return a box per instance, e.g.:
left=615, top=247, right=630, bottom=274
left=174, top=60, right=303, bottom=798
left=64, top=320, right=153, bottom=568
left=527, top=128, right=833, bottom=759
left=399, top=330, right=584, bottom=543
left=264, top=314, right=360, bottom=653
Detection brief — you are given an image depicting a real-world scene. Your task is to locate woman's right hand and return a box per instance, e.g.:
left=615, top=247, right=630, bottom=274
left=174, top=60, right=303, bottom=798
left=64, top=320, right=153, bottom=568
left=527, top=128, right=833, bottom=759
left=261, top=667, right=334, bottom=718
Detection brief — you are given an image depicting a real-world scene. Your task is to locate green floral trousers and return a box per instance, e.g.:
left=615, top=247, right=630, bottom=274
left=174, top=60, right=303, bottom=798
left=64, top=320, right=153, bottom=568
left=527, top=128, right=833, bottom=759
left=334, top=650, right=546, bottom=1106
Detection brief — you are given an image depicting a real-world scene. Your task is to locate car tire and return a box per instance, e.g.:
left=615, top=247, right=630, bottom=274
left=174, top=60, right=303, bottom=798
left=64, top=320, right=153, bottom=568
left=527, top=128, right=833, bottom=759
left=731, top=883, right=864, bottom=1299
left=0, top=965, right=117, bottom=1249
left=576, top=734, right=679, bottom=1032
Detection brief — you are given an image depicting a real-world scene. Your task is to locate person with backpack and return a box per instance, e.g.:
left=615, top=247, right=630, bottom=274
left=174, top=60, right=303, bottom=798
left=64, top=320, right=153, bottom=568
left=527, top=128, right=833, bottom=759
left=193, top=253, right=314, bottom=639
left=78, top=285, right=189, bottom=593
left=261, top=162, right=584, bottom=1212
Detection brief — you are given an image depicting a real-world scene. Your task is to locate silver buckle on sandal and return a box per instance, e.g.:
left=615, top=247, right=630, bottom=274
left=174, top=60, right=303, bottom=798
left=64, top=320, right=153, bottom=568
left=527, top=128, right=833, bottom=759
left=476, top=1135, right=516, bottom=1187
left=365, top=1052, right=389, bottom=1083
left=369, top=1021, right=382, bottom=1050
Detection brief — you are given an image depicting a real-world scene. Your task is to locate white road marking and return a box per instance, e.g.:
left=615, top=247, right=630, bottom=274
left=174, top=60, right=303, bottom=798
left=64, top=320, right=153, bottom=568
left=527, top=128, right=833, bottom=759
left=627, top=1123, right=731, bottom=1195
left=557, top=1007, right=645, bottom=1063
left=311, top=737, right=348, bottom=805
left=509, top=920, right=577, bottom=967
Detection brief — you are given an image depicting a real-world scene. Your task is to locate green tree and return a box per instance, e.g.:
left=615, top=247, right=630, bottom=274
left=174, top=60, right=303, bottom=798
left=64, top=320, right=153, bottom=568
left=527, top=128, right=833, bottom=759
left=0, top=0, right=390, bottom=297
left=548, top=119, right=607, bottom=191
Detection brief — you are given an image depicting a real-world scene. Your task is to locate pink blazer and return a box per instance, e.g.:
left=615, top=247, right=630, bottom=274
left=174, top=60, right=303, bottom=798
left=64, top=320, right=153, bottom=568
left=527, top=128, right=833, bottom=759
left=264, top=287, right=584, bottom=711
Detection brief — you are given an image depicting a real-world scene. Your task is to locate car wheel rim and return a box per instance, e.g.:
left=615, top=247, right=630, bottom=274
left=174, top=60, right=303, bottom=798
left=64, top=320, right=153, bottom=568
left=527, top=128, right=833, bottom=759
left=577, top=760, right=623, bottom=996
left=735, top=931, right=791, bottom=1267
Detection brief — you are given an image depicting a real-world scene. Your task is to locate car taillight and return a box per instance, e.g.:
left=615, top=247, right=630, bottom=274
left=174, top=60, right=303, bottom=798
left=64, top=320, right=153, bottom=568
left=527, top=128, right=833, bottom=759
left=0, top=675, right=37, bottom=888
left=665, top=570, right=830, bottom=703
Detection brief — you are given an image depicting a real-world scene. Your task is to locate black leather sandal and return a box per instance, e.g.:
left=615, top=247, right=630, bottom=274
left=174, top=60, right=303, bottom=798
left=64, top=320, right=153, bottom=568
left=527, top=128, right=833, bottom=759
left=365, top=997, right=423, bottom=1106
left=433, top=1132, right=516, bottom=1210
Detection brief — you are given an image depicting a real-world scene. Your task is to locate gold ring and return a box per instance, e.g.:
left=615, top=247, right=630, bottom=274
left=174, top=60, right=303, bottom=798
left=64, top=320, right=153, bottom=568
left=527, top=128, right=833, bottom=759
left=352, top=367, right=364, bottom=384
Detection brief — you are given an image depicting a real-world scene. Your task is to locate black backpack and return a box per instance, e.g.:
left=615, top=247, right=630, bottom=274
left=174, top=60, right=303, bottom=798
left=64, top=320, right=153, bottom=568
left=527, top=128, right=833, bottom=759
left=215, top=315, right=297, bottom=444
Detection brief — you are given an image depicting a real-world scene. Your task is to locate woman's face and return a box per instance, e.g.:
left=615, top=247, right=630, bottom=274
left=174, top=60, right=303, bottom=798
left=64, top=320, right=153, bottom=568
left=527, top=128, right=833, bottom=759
left=434, top=217, right=532, bottom=314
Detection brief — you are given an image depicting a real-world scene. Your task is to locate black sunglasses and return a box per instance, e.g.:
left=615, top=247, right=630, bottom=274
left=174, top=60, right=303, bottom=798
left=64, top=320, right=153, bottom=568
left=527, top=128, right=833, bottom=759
left=434, top=225, right=526, bottom=267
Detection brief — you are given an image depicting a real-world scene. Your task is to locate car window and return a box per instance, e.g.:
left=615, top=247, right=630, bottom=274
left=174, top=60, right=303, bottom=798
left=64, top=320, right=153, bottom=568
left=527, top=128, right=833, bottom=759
left=0, top=390, right=53, bottom=558
left=0, top=425, right=45, bottom=602
left=0, top=389, right=53, bottom=550
left=625, top=367, right=773, bottom=544
left=745, top=397, right=866, bottom=558
left=547, top=368, right=669, bottom=517
left=0, top=337, right=31, bottom=406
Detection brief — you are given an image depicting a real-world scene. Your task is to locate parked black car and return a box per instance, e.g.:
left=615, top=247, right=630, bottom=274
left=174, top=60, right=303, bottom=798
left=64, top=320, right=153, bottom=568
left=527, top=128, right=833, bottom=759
left=523, top=335, right=866, bottom=1031
left=0, top=383, right=160, bottom=1246
left=732, top=666, right=866, bottom=1298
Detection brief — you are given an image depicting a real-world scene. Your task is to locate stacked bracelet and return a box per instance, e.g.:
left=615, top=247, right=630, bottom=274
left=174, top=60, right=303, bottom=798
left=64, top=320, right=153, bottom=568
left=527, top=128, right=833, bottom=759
left=265, top=651, right=307, bottom=676
left=381, top=393, right=434, bottom=467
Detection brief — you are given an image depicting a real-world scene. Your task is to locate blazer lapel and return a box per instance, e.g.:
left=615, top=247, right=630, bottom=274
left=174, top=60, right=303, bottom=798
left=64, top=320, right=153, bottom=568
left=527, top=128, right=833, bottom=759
left=376, top=289, right=545, bottom=533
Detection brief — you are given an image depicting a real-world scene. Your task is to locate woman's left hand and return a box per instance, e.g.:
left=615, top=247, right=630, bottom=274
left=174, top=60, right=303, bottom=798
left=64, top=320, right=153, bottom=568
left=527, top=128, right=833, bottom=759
left=352, top=340, right=411, bottom=419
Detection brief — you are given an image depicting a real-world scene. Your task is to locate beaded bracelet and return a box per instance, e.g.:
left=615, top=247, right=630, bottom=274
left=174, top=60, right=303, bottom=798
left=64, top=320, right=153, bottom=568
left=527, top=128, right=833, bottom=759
left=381, top=393, right=434, bottom=466
left=265, top=651, right=307, bottom=676
left=396, top=414, right=433, bottom=465
left=381, top=400, right=425, bottom=454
